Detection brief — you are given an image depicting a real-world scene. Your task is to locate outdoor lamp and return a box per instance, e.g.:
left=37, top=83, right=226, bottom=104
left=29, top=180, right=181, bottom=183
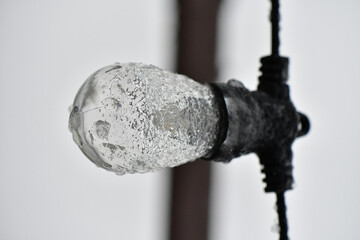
left=68, top=0, right=310, bottom=239
left=69, top=61, right=309, bottom=189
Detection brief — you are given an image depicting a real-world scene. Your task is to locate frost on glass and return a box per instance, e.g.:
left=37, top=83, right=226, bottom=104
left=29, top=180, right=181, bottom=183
left=69, top=63, right=221, bottom=175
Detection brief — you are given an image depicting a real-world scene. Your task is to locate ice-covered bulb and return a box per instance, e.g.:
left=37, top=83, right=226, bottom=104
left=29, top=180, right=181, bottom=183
left=69, top=63, right=221, bottom=175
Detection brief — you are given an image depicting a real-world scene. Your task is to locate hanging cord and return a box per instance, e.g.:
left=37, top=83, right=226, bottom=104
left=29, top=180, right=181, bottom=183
left=259, top=1, right=290, bottom=239
left=272, top=1, right=289, bottom=239
left=276, top=192, right=288, bottom=240
left=271, top=0, right=280, bottom=55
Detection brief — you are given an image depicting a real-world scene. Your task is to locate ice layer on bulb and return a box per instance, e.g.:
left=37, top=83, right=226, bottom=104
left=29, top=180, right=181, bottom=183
left=69, top=63, right=221, bottom=175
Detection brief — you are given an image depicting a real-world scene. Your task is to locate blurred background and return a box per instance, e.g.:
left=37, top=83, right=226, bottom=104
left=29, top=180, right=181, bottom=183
left=0, top=0, right=359, bottom=239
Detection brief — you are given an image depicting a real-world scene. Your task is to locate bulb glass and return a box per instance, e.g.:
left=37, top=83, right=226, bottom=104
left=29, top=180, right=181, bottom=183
left=69, top=63, right=221, bottom=175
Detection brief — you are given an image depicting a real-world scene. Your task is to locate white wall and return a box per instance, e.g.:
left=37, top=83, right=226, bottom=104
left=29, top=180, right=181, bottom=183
left=0, top=1, right=175, bottom=239
left=1, top=0, right=359, bottom=240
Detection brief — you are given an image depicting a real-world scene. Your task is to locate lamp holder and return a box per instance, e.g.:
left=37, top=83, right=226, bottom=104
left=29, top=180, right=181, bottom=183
left=206, top=75, right=309, bottom=193
left=206, top=1, right=310, bottom=239
left=204, top=53, right=309, bottom=240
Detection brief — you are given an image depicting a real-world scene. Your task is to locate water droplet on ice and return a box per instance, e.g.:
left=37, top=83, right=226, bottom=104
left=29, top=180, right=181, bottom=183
left=102, top=162, right=112, bottom=168
left=94, top=120, right=110, bottom=140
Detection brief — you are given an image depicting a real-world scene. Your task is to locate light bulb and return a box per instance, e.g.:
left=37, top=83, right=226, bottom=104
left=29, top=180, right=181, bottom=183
left=69, top=63, right=221, bottom=175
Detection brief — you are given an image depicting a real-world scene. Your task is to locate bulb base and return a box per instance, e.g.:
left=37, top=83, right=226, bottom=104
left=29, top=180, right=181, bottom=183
left=206, top=80, right=300, bottom=192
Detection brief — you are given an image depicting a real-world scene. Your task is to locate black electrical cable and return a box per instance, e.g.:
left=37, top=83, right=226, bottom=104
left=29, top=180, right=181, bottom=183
left=271, top=0, right=280, bottom=55
left=270, top=1, right=289, bottom=240
left=276, top=192, right=289, bottom=240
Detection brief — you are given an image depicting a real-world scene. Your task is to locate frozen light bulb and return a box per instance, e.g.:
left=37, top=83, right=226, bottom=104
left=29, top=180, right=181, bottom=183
left=69, top=63, right=221, bottom=175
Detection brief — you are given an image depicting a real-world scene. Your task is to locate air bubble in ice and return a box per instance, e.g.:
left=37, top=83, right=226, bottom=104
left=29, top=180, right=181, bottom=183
left=94, top=120, right=110, bottom=140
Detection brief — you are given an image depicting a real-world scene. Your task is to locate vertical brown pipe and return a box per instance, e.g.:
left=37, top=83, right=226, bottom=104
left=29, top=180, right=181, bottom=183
left=169, top=0, right=222, bottom=240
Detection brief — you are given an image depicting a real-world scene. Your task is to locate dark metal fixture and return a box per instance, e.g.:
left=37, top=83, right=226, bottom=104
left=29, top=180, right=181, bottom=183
left=205, top=0, right=310, bottom=239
